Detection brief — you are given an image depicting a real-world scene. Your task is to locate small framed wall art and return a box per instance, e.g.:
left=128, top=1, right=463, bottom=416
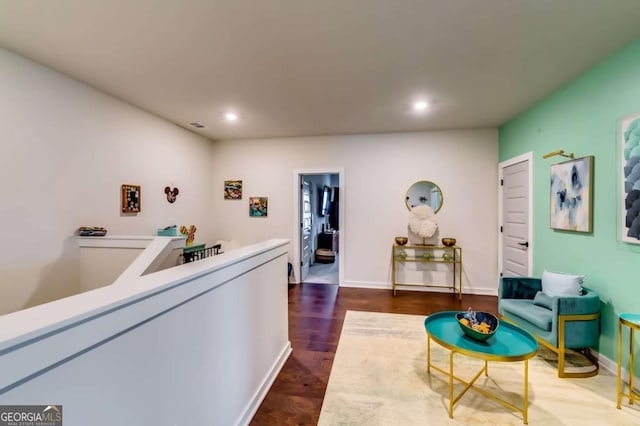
left=249, top=197, right=268, bottom=217
left=224, top=180, right=242, bottom=199
left=121, top=184, right=141, bottom=213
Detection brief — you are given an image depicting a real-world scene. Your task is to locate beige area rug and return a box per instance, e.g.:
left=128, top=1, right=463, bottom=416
left=318, top=311, right=640, bottom=426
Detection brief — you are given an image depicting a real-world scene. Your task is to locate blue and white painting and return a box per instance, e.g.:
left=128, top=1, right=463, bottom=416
left=621, top=113, right=640, bottom=243
left=550, top=156, right=593, bottom=232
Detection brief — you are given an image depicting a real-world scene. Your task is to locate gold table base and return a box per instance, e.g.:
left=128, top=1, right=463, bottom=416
left=617, top=315, right=640, bottom=409
left=427, top=335, right=531, bottom=424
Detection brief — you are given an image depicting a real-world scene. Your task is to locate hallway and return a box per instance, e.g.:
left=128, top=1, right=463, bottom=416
left=304, top=255, right=339, bottom=284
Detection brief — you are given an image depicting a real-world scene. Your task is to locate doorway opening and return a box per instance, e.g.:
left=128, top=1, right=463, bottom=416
left=293, top=169, right=344, bottom=286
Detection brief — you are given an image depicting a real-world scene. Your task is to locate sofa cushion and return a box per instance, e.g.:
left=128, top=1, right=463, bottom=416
left=500, top=299, right=553, bottom=332
left=541, top=270, right=584, bottom=297
left=533, top=291, right=554, bottom=310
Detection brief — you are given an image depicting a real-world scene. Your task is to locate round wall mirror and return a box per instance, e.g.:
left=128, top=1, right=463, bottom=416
left=405, top=180, right=443, bottom=212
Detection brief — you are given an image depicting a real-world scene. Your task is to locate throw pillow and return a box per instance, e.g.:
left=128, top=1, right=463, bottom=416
left=533, top=291, right=554, bottom=310
left=541, top=270, right=585, bottom=297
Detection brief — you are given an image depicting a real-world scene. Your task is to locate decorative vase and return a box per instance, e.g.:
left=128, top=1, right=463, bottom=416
left=442, top=237, right=456, bottom=247
left=395, top=237, right=408, bottom=246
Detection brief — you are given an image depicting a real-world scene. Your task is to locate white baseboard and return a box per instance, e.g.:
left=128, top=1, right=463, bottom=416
left=341, top=280, right=496, bottom=296
left=237, top=341, right=292, bottom=426
left=596, top=349, right=639, bottom=392
left=341, top=280, right=389, bottom=289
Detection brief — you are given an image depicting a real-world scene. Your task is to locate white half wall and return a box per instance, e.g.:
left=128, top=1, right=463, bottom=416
left=0, top=239, right=290, bottom=426
left=210, top=130, right=499, bottom=294
left=0, top=48, right=215, bottom=314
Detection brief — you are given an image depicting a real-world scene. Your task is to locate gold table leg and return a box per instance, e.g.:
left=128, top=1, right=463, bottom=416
left=449, top=351, right=454, bottom=419
left=618, top=319, right=622, bottom=409
left=524, top=359, right=529, bottom=425
left=630, top=328, right=635, bottom=405
left=617, top=318, right=640, bottom=409
left=426, top=347, right=528, bottom=423
left=427, top=334, right=431, bottom=373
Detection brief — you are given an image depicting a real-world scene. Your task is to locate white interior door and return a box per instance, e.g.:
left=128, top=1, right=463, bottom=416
left=501, top=157, right=532, bottom=277
left=300, top=179, right=312, bottom=281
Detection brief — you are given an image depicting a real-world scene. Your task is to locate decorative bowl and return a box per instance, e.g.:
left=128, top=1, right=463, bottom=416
left=442, top=237, right=456, bottom=247
left=395, top=237, right=408, bottom=246
left=456, top=311, right=499, bottom=342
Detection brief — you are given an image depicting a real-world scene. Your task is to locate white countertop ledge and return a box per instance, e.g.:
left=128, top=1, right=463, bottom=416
left=77, top=234, right=186, bottom=248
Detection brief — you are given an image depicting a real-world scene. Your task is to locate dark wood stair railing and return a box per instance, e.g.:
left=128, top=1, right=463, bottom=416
left=182, top=243, right=222, bottom=264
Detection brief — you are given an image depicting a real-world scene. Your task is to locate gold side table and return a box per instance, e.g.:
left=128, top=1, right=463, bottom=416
left=617, top=312, right=640, bottom=409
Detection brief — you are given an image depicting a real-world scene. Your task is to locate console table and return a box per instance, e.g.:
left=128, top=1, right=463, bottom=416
left=392, top=243, right=462, bottom=299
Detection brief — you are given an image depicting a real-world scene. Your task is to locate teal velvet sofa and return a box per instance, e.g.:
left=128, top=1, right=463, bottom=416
left=498, top=276, right=600, bottom=378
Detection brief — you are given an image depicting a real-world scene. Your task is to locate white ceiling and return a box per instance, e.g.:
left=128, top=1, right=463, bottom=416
left=1, top=1, right=640, bottom=141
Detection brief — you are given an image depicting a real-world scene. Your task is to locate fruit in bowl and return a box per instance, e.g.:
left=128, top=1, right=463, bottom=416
left=456, top=310, right=499, bottom=342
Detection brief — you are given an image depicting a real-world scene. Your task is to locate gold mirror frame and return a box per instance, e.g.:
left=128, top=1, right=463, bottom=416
left=405, top=180, right=443, bottom=212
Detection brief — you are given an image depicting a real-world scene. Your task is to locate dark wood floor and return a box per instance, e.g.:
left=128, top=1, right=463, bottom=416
left=250, top=284, right=498, bottom=425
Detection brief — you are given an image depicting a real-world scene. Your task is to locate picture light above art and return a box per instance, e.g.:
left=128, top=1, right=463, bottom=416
left=543, top=150, right=574, bottom=159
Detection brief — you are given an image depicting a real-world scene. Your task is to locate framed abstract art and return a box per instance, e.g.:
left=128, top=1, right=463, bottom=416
left=249, top=197, right=268, bottom=217
left=224, top=180, right=242, bottom=199
left=549, top=156, right=593, bottom=233
left=620, top=112, right=640, bottom=243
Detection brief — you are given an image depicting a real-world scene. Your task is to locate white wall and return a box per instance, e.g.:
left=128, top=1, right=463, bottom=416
left=0, top=46, right=500, bottom=311
left=210, top=130, right=500, bottom=294
left=0, top=239, right=290, bottom=426
left=0, top=48, right=214, bottom=315
left=79, top=247, right=144, bottom=291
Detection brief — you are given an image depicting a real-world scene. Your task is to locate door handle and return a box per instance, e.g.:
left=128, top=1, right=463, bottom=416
left=517, top=241, right=529, bottom=248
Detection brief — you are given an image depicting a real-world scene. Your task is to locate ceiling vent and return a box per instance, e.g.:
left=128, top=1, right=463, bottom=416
left=189, top=122, right=205, bottom=129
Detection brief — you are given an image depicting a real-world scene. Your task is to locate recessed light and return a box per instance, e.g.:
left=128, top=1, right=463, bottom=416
left=413, top=101, right=429, bottom=111
left=224, top=112, right=238, bottom=122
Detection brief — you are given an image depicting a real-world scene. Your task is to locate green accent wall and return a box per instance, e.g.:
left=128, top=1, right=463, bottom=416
left=499, top=36, right=640, bottom=368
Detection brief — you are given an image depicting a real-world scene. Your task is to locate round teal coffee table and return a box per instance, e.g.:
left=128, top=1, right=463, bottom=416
left=424, top=311, right=539, bottom=424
